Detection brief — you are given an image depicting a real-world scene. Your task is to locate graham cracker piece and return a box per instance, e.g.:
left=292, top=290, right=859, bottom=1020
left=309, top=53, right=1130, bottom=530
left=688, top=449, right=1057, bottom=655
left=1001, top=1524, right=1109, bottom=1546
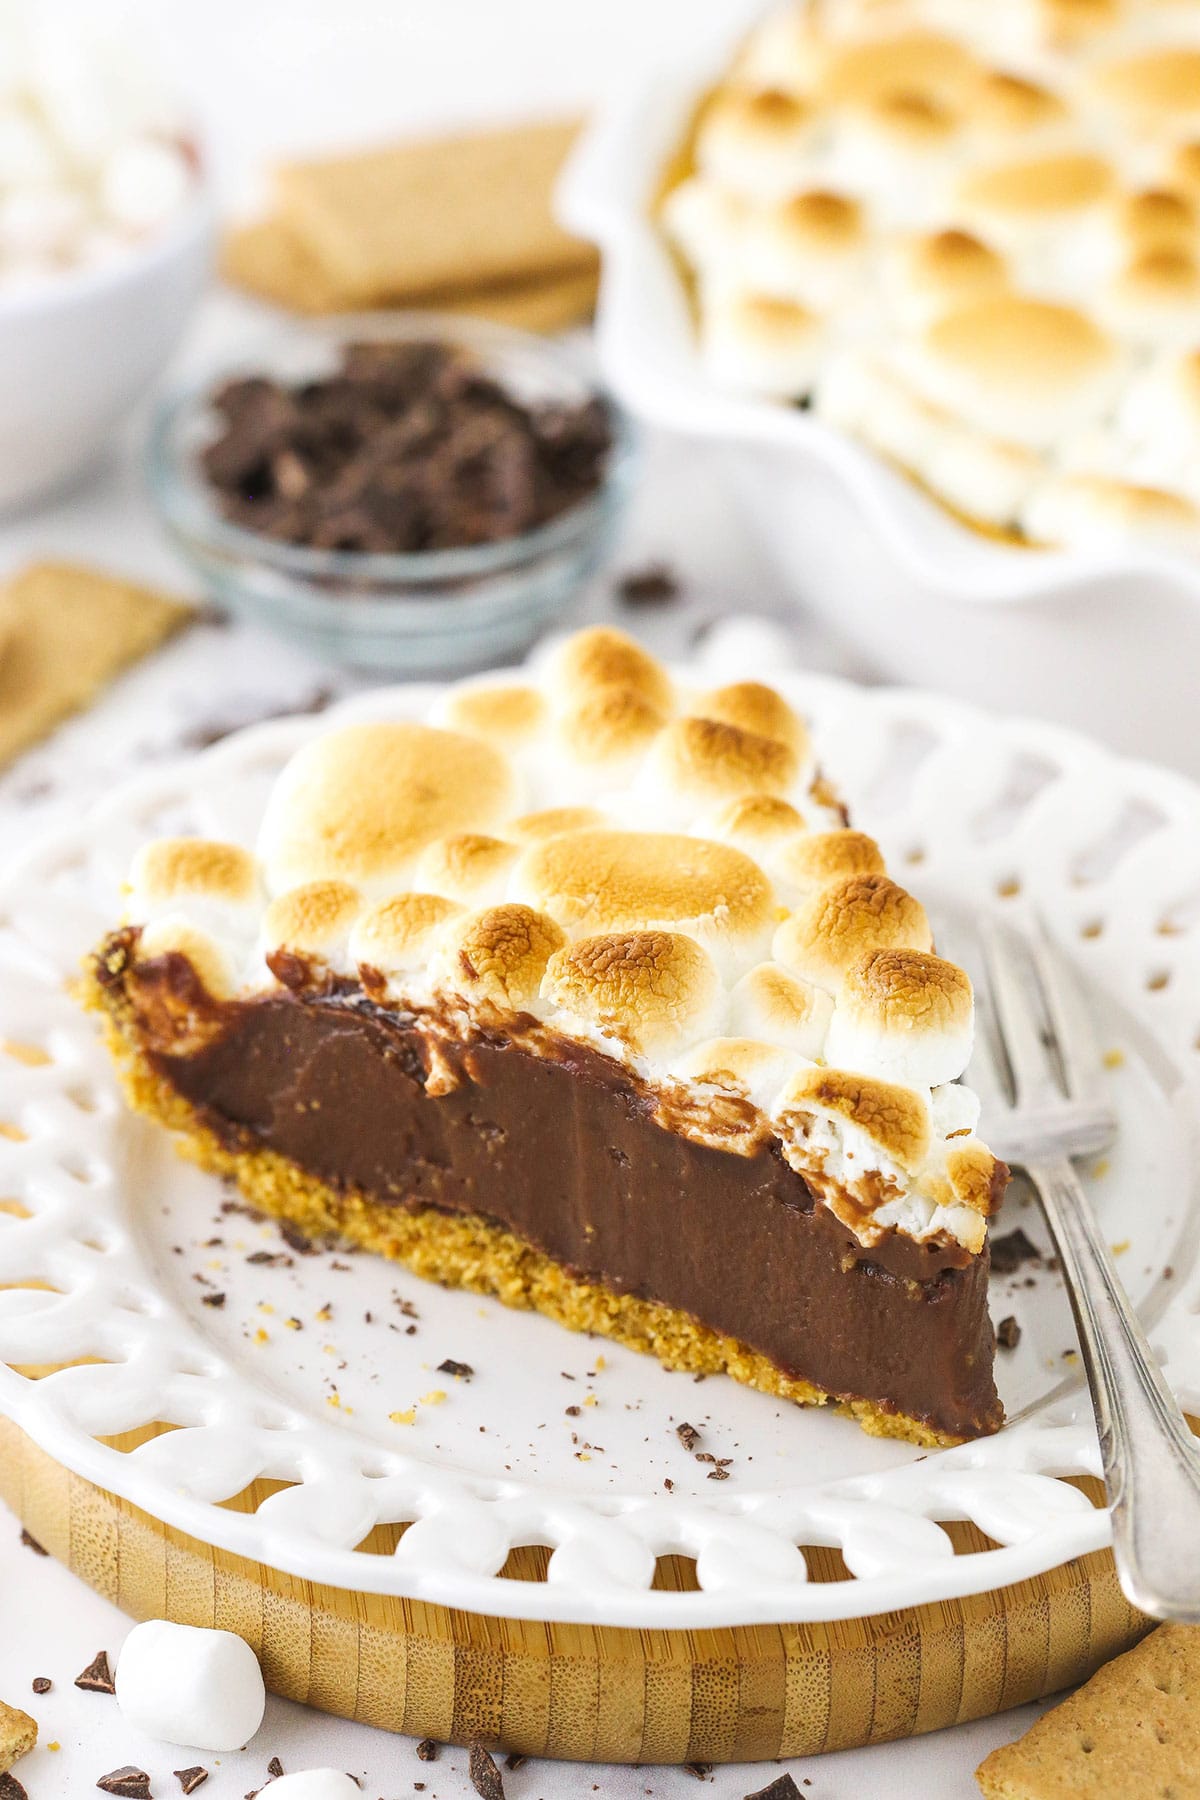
left=0, top=1699, right=36, bottom=1773
left=976, top=1623, right=1199, bottom=1798
left=0, top=562, right=190, bottom=769
left=273, top=118, right=595, bottom=303
left=222, top=215, right=597, bottom=330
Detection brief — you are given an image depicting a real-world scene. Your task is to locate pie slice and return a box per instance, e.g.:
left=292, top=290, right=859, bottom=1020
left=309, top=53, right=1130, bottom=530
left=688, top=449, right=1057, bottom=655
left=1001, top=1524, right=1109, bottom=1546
left=87, top=627, right=1006, bottom=1444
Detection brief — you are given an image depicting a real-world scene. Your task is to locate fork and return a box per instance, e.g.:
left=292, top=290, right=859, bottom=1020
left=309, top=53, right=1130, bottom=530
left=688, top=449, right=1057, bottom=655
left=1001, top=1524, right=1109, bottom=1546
left=964, top=911, right=1200, bottom=1622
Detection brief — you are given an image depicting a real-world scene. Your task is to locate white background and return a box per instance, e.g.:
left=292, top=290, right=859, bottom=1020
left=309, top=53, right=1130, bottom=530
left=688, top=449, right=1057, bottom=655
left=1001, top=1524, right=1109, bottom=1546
left=0, top=1, right=1062, bottom=1794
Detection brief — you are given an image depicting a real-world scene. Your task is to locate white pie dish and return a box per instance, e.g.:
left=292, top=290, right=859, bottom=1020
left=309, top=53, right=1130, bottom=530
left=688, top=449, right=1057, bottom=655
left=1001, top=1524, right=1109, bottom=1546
left=558, top=61, right=1200, bottom=780
left=0, top=625, right=1197, bottom=1628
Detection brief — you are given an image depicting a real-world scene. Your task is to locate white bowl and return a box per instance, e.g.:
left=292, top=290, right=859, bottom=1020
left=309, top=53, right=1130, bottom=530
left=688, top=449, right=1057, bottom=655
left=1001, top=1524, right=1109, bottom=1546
left=0, top=191, right=213, bottom=513
left=560, top=64, right=1200, bottom=779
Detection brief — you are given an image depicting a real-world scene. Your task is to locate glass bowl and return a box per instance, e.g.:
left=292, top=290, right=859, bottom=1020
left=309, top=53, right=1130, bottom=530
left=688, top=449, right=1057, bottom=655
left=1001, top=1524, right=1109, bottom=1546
left=146, top=311, right=637, bottom=676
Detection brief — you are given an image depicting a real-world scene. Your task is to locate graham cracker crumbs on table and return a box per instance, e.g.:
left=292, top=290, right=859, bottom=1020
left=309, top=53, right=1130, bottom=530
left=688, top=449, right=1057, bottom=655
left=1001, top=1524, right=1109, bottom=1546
left=1102, top=1047, right=1125, bottom=1069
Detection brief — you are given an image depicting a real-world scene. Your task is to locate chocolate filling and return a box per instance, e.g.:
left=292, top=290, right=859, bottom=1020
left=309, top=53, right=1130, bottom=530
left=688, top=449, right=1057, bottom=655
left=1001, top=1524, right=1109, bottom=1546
left=104, top=940, right=1002, bottom=1439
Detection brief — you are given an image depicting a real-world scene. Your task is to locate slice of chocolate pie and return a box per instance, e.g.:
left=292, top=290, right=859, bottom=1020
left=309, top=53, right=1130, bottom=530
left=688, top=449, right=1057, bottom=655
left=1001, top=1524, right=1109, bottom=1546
left=88, top=627, right=1006, bottom=1444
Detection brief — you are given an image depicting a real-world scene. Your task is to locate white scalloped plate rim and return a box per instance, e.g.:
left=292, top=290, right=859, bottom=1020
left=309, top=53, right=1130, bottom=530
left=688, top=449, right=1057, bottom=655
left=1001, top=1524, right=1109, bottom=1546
left=0, top=642, right=1198, bottom=1628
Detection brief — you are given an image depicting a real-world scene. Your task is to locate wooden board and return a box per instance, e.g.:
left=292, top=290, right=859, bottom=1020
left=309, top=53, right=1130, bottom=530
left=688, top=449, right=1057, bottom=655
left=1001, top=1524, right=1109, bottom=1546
left=0, top=1419, right=1152, bottom=1764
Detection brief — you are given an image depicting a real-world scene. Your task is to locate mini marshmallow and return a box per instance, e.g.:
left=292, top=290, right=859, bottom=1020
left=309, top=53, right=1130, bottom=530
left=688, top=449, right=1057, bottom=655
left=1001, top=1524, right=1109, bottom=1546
left=823, top=948, right=975, bottom=1089
left=114, top=1619, right=265, bottom=1751
left=249, top=1774, right=361, bottom=1800
left=100, top=135, right=192, bottom=232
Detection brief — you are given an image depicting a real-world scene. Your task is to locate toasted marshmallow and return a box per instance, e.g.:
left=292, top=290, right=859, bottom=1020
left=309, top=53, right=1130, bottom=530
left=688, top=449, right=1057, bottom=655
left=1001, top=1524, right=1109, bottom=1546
left=1092, top=47, right=1200, bottom=133
left=773, top=1063, right=932, bottom=1177
left=430, top=903, right=566, bottom=1014
left=508, top=805, right=607, bottom=843
left=956, top=151, right=1114, bottom=248
left=702, top=290, right=825, bottom=398
left=126, top=837, right=261, bottom=937
left=824, top=948, right=974, bottom=1087
left=696, top=86, right=821, bottom=201
left=774, top=873, right=932, bottom=992
left=638, top=714, right=800, bottom=825
left=930, top=1080, right=982, bottom=1140
left=437, top=680, right=547, bottom=751
left=1115, top=187, right=1198, bottom=255
left=1103, top=246, right=1200, bottom=346
left=348, top=892, right=464, bottom=984
left=261, top=880, right=363, bottom=974
left=728, top=959, right=834, bottom=1058
left=1020, top=471, right=1200, bottom=551
left=670, top=1035, right=804, bottom=1114
left=772, top=829, right=884, bottom=901
left=258, top=722, right=515, bottom=899
left=691, top=679, right=809, bottom=757
left=413, top=833, right=519, bottom=907
left=544, top=929, right=722, bottom=1059
left=547, top=625, right=673, bottom=713
left=661, top=175, right=747, bottom=273
left=889, top=228, right=1008, bottom=329
left=968, top=70, right=1069, bottom=145
left=818, top=351, right=952, bottom=471
left=514, top=828, right=774, bottom=979
left=921, top=415, right=1041, bottom=528
left=554, top=687, right=667, bottom=790
left=706, top=792, right=808, bottom=857
left=741, top=189, right=867, bottom=308
left=897, top=295, right=1122, bottom=451
left=137, top=917, right=236, bottom=1001
left=734, top=5, right=823, bottom=96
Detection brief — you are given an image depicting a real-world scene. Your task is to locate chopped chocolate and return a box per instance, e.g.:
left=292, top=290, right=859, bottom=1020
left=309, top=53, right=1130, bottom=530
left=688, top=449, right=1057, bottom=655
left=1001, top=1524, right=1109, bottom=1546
left=279, top=1221, right=316, bottom=1255
left=436, top=1358, right=473, bottom=1379
left=96, top=1769, right=152, bottom=1798
left=246, top=1249, right=291, bottom=1267
left=990, top=1228, right=1042, bottom=1275
left=200, top=1291, right=226, bottom=1308
left=996, top=1315, right=1022, bottom=1350
left=30, top=1678, right=50, bottom=1696
left=503, top=1753, right=527, bottom=1772
left=201, top=340, right=613, bottom=561
left=415, top=1740, right=440, bottom=1762
left=743, top=1779, right=803, bottom=1800
left=75, top=1649, right=116, bottom=1694
left=174, top=1772, right=209, bottom=1796
left=676, top=1422, right=701, bottom=1452
left=0, top=1775, right=27, bottom=1800
left=617, top=563, right=680, bottom=607
left=683, top=1762, right=713, bottom=1779
left=18, top=1529, right=46, bottom=1556
left=468, top=1742, right=505, bottom=1800
left=267, top=1758, right=284, bottom=1778
left=706, top=1465, right=731, bottom=1480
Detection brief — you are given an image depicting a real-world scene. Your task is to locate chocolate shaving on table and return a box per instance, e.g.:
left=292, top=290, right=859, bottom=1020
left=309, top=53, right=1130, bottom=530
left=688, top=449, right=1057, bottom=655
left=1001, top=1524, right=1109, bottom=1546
left=415, top=1739, right=440, bottom=1762
left=503, top=1753, right=527, bottom=1772
left=200, top=1291, right=226, bottom=1308
left=743, top=1778, right=804, bottom=1800
left=279, top=1220, right=316, bottom=1255
left=18, top=1529, right=46, bottom=1556
left=96, top=1770, right=152, bottom=1798
left=201, top=340, right=613, bottom=559
left=997, top=1315, right=1022, bottom=1350
left=468, top=1741, right=505, bottom=1800
left=683, top=1762, right=713, bottom=1779
left=30, top=1679, right=50, bottom=1696
left=174, top=1772, right=209, bottom=1795
left=617, top=563, right=680, bottom=607
left=437, top=1358, right=473, bottom=1379
left=267, top=1757, right=284, bottom=1778
left=989, top=1227, right=1042, bottom=1274
left=0, top=1774, right=27, bottom=1800
left=676, top=1421, right=700, bottom=1452
left=75, top=1649, right=115, bottom=1694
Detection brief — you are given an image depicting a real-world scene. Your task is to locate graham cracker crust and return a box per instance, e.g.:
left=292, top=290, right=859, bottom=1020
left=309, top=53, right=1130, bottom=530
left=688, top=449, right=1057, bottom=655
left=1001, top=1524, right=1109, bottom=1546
left=85, top=967, right=962, bottom=1450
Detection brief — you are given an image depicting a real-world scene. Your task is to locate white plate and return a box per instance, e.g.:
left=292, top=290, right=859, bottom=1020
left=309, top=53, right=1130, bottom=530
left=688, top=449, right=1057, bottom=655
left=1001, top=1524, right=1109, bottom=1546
left=558, top=55, right=1200, bottom=777
left=0, top=635, right=1198, bottom=1628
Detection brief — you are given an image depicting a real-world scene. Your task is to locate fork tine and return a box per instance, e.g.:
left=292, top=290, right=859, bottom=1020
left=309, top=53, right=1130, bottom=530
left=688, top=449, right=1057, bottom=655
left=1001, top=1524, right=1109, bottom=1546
left=1028, top=910, right=1100, bottom=1102
left=931, top=913, right=1012, bottom=1116
left=977, top=912, right=1064, bottom=1110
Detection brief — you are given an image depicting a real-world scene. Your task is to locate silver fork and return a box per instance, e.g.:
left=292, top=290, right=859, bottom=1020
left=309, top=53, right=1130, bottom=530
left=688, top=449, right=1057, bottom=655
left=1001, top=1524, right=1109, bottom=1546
left=964, top=910, right=1200, bottom=1621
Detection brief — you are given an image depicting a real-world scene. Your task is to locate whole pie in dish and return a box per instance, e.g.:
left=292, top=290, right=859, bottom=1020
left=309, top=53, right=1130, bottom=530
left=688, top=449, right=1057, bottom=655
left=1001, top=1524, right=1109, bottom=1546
left=662, top=0, right=1200, bottom=554
left=87, top=627, right=1007, bottom=1445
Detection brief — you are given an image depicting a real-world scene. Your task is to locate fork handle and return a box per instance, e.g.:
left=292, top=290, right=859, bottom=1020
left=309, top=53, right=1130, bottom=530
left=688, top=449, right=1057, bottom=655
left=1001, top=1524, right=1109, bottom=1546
left=1027, top=1156, right=1200, bottom=1621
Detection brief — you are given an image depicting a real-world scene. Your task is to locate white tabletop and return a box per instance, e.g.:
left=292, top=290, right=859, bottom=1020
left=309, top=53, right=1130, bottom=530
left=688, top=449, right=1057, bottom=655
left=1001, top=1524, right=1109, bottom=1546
left=0, top=2, right=1067, bottom=1792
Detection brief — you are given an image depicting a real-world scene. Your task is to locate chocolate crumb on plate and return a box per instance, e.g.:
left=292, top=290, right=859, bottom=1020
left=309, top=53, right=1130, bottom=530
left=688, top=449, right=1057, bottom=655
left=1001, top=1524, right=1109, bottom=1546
left=468, top=1740, right=506, bottom=1800
left=175, top=1772, right=209, bottom=1795
left=96, top=1769, right=152, bottom=1798
left=990, top=1227, right=1042, bottom=1275
left=504, top=1753, right=527, bottom=1772
left=617, top=563, right=680, bottom=607
left=279, top=1221, right=316, bottom=1255
left=996, top=1315, right=1022, bottom=1350
left=267, top=1757, right=284, bottom=1778
left=683, top=1761, right=713, bottom=1779
left=415, top=1739, right=440, bottom=1762
left=436, top=1359, right=474, bottom=1379
left=30, top=1680, right=50, bottom=1696
left=75, top=1649, right=116, bottom=1694
left=743, top=1778, right=804, bottom=1800
left=200, top=1291, right=226, bottom=1309
left=18, top=1530, right=46, bottom=1556
left=676, top=1421, right=700, bottom=1452
left=0, top=1775, right=27, bottom=1800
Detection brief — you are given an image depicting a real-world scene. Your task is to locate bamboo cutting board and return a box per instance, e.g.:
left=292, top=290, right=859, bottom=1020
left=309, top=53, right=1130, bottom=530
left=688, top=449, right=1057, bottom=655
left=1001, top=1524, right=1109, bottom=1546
left=0, top=1418, right=1151, bottom=1765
